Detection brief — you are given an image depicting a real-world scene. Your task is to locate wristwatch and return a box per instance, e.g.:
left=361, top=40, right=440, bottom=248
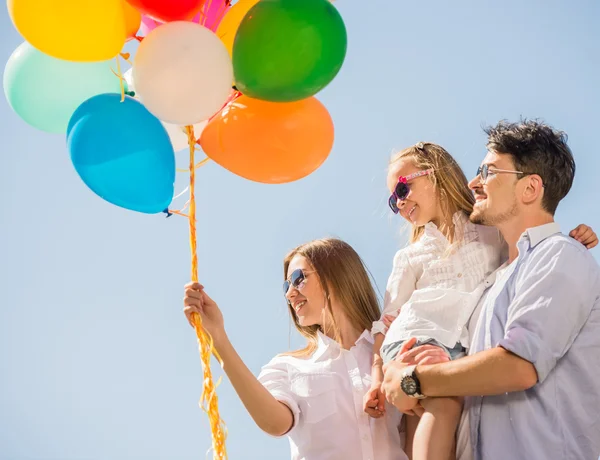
left=400, top=365, right=426, bottom=399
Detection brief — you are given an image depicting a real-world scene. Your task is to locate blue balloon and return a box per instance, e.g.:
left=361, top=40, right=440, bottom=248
left=67, top=94, right=176, bottom=214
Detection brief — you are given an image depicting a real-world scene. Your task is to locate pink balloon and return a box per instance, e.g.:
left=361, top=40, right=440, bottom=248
left=201, top=0, right=230, bottom=32
left=138, top=1, right=230, bottom=35
left=139, top=15, right=161, bottom=35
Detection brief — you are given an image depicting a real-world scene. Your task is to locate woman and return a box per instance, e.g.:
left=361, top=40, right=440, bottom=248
left=183, top=238, right=439, bottom=459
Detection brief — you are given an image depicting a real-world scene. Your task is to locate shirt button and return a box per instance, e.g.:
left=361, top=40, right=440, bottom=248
left=457, top=273, right=463, bottom=278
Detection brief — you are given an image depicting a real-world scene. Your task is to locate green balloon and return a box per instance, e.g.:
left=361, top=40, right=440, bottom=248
left=232, top=0, right=347, bottom=102
left=3, top=42, right=123, bottom=134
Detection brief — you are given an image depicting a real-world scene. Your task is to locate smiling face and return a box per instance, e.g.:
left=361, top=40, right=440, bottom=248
left=469, top=150, right=520, bottom=226
left=387, top=157, right=442, bottom=227
left=284, top=255, right=327, bottom=327
left=281, top=239, right=384, bottom=357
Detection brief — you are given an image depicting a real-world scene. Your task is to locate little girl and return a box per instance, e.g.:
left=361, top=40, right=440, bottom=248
left=364, top=142, right=597, bottom=460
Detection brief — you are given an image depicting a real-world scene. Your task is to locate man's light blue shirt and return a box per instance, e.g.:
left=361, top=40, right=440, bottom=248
left=467, top=223, right=600, bottom=460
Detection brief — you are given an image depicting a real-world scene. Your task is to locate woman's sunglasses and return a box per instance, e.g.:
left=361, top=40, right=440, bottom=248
left=283, top=269, right=310, bottom=296
left=388, top=169, right=434, bottom=214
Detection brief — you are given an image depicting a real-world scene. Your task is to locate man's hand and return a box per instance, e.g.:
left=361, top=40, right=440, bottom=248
left=381, top=339, right=417, bottom=413
left=381, top=358, right=418, bottom=413
left=381, top=338, right=452, bottom=413
left=396, top=342, right=451, bottom=366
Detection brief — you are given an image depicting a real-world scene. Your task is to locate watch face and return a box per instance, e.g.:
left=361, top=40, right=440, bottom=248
left=401, top=376, right=417, bottom=395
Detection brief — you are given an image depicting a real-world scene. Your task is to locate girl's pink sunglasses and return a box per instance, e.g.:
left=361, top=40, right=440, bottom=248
left=388, top=169, right=434, bottom=213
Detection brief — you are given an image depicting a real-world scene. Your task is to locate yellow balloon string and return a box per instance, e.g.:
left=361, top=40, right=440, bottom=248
left=176, top=155, right=211, bottom=173
left=115, top=56, right=125, bottom=102
left=185, top=125, right=228, bottom=459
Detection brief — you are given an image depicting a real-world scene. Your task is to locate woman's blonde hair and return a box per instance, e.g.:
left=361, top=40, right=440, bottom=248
left=390, top=142, right=475, bottom=243
left=282, top=238, right=381, bottom=358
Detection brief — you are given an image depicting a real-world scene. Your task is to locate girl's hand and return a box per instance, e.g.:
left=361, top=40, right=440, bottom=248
left=363, top=383, right=386, bottom=418
left=183, top=282, right=226, bottom=343
left=569, top=224, right=598, bottom=249
left=382, top=314, right=396, bottom=329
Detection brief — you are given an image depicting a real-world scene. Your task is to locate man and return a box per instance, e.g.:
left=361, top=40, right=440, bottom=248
left=382, top=119, right=600, bottom=460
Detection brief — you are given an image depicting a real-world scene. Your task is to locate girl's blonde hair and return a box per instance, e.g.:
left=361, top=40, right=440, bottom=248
left=390, top=142, right=475, bottom=243
left=282, top=238, right=381, bottom=358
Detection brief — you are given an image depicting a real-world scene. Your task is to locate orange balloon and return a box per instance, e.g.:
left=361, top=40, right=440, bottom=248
left=200, top=96, right=334, bottom=184
left=123, top=0, right=142, bottom=39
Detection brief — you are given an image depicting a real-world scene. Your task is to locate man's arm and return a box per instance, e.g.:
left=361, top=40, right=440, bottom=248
left=381, top=346, right=536, bottom=409
left=416, top=346, right=537, bottom=397
left=383, top=238, right=598, bottom=407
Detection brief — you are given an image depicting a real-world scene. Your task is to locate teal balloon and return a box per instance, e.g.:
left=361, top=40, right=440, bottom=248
left=3, top=42, right=123, bottom=134
left=67, top=94, right=176, bottom=214
left=232, top=0, right=347, bottom=102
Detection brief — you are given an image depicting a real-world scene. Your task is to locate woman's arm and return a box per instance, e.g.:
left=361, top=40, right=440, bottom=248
left=184, top=282, right=294, bottom=436
left=215, top=334, right=295, bottom=436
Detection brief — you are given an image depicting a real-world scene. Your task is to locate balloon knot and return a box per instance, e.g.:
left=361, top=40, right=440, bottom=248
left=125, top=91, right=135, bottom=97
left=163, top=208, right=173, bottom=218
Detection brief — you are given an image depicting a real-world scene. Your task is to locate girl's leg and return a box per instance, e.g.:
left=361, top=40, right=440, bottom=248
left=413, top=396, right=462, bottom=460
left=404, top=414, right=419, bottom=460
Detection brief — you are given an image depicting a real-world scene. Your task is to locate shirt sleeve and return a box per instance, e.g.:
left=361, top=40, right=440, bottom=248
left=372, top=249, right=417, bottom=336
left=497, top=239, right=598, bottom=383
left=257, top=357, right=301, bottom=436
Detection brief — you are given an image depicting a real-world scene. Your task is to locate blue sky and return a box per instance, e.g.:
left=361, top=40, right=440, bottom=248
left=1, top=1, right=599, bottom=459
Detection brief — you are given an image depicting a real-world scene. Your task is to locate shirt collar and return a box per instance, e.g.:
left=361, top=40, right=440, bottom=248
left=356, top=329, right=375, bottom=346
left=423, top=211, right=471, bottom=236
left=313, top=329, right=373, bottom=361
left=521, top=222, right=561, bottom=248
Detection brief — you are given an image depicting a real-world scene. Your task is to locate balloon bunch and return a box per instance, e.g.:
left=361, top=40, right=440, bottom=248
left=3, top=0, right=346, bottom=457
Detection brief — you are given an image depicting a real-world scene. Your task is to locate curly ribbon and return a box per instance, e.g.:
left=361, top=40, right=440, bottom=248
left=112, top=53, right=139, bottom=102
left=112, top=3, right=233, bottom=454
left=185, top=125, right=228, bottom=459
left=176, top=155, right=211, bottom=173
left=115, top=56, right=125, bottom=102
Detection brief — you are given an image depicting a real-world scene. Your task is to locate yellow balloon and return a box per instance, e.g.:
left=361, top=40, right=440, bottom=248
left=216, top=0, right=260, bottom=56
left=7, top=0, right=127, bottom=62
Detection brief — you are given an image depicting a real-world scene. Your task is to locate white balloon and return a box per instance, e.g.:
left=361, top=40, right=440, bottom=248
left=133, top=21, right=233, bottom=126
left=162, top=121, right=207, bottom=152
left=123, top=68, right=207, bottom=151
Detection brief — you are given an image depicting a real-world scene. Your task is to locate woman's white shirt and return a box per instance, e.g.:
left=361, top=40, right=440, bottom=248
left=258, top=331, right=408, bottom=460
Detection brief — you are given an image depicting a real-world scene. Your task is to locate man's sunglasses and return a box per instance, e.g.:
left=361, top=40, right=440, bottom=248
left=476, top=164, right=525, bottom=184
left=283, top=269, right=311, bottom=296
left=388, top=169, right=434, bottom=214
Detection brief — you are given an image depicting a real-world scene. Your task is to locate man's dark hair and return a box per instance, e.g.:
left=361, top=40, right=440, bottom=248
left=484, top=119, right=575, bottom=215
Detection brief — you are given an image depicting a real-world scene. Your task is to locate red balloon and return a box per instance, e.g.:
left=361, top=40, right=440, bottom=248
left=125, top=0, right=205, bottom=22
